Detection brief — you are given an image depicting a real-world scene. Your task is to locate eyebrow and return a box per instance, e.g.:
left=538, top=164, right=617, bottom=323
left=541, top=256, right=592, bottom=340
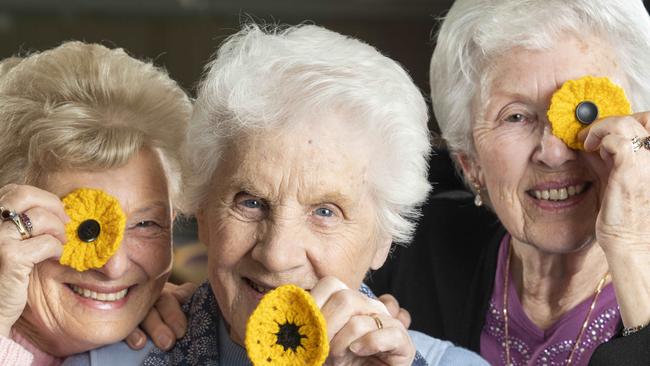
left=129, top=201, right=171, bottom=216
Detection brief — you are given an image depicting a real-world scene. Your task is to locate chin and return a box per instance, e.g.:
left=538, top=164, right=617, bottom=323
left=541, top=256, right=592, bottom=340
left=526, top=233, right=596, bottom=255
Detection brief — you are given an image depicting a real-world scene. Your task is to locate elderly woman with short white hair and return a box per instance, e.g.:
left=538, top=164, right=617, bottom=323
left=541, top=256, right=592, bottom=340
left=130, top=24, right=487, bottom=365
left=372, top=0, right=650, bottom=365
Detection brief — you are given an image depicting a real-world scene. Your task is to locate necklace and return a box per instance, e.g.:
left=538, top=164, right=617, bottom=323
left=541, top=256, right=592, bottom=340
left=502, top=243, right=610, bottom=366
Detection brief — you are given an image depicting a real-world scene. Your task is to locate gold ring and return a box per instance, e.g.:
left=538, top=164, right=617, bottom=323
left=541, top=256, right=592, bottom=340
left=372, top=315, right=383, bottom=330
left=1, top=208, right=30, bottom=240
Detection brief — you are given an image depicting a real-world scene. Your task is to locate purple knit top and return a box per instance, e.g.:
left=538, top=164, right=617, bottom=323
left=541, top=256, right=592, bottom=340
left=480, top=235, right=620, bottom=366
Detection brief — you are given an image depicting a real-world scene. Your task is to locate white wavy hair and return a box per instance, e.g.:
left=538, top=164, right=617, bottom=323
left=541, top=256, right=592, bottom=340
left=183, top=24, right=431, bottom=245
left=431, top=0, right=650, bottom=164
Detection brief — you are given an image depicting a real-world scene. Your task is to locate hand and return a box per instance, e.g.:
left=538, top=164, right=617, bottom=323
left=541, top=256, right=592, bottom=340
left=125, top=281, right=197, bottom=350
left=579, top=112, right=650, bottom=252
left=579, top=112, right=650, bottom=328
left=311, top=276, right=415, bottom=366
left=0, top=184, right=67, bottom=337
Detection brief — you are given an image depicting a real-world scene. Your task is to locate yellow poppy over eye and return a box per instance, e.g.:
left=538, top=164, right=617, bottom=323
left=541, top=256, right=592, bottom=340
left=245, top=284, right=328, bottom=366
left=547, top=75, right=632, bottom=150
left=59, top=188, right=126, bottom=272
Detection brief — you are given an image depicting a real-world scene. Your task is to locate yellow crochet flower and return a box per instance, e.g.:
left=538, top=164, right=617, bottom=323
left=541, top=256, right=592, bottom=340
left=547, top=75, right=632, bottom=150
left=59, top=188, right=126, bottom=272
left=245, top=284, right=329, bottom=366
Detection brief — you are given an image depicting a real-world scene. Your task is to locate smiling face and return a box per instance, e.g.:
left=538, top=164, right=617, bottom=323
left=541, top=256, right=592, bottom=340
left=465, top=34, right=623, bottom=253
left=18, top=148, right=173, bottom=355
left=197, top=112, right=391, bottom=345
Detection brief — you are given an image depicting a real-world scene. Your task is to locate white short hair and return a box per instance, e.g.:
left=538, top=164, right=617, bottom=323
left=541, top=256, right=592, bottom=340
left=431, top=0, right=650, bottom=159
left=184, top=24, right=431, bottom=245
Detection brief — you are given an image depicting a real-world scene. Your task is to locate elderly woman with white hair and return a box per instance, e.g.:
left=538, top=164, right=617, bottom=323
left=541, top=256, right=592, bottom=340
left=372, top=0, right=650, bottom=365
left=119, top=24, right=488, bottom=366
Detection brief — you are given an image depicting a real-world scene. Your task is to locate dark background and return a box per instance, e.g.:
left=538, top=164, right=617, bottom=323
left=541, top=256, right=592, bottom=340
left=0, top=0, right=452, bottom=131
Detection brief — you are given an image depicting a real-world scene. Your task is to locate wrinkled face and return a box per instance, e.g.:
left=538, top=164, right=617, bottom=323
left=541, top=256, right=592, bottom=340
left=466, top=34, right=624, bottom=253
left=21, top=148, right=173, bottom=355
left=197, top=113, right=391, bottom=345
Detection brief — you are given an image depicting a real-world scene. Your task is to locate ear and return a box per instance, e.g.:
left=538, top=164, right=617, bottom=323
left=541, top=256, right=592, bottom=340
left=456, top=152, right=483, bottom=187
left=370, top=236, right=393, bottom=270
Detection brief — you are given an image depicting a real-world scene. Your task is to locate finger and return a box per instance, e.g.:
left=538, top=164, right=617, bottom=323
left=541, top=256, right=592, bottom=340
left=581, top=116, right=645, bottom=151
left=348, top=317, right=414, bottom=359
left=320, top=289, right=390, bottom=340
left=378, top=294, right=400, bottom=318
left=168, top=282, right=197, bottom=303
left=153, top=291, right=188, bottom=338
left=17, top=234, right=63, bottom=263
left=140, top=307, right=175, bottom=350
left=22, top=207, right=67, bottom=243
left=0, top=185, right=70, bottom=224
left=125, top=327, right=147, bottom=350
left=329, top=314, right=379, bottom=359
left=310, top=276, right=349, bottom=308
left=631, top=111, right=650, bottom=130
left=395, top=308, right=411, bottom=329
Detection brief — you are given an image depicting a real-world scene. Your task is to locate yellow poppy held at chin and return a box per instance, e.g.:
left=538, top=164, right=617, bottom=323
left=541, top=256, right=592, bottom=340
left=246, top=284, right=329, bottom=366
left=60, top=188, right=126, bottom=272
left=547, top=75, right=632, bottom=150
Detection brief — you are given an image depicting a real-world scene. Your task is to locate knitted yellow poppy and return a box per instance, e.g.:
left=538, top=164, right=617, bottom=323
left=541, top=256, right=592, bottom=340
left=59, top=188, right=126, bottom=272
left=245, top=284, right=329, bottom=366
left=547, top=75, right=632, bottom=150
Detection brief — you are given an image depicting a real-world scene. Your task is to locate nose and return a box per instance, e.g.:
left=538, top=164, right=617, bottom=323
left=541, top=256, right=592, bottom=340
left=96, top=241, right=130, bottom=279
left=251, top=220, right=306, bottom=273
left=531, top=124, right=578, bottom=168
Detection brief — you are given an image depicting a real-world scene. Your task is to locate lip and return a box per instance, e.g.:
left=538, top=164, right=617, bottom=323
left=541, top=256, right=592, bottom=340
left=65, top=283, right=133, bottom=310
left=526, top=181, right=592, bottom=210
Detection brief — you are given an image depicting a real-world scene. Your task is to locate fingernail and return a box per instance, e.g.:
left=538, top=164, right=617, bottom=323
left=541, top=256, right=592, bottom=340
left=158, top=334, right=172, bottom=350
left=349, top=342, right=361, bottom=354
left=172, top=322, right=186, bottom=337
left=132, top=333, right=145, bottom=347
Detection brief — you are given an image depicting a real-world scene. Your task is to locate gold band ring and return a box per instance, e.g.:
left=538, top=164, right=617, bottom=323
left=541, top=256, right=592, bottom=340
left=372, top=315, right=383, bottom=330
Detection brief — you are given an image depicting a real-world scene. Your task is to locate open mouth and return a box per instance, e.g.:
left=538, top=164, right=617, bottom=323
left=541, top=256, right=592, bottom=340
left=528, top=183, right=589, bottom=202
left=68, top=284, right=129, bottom=302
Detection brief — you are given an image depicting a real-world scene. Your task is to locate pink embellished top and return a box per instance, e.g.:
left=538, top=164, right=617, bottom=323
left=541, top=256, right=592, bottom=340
left=480, top=235, right=620, bottom=366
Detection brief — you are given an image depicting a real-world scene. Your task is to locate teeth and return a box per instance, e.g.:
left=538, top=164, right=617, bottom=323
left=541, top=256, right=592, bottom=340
left=70, top=284, right=128, bottom=302
left=532, top=184, right=585, bottom=202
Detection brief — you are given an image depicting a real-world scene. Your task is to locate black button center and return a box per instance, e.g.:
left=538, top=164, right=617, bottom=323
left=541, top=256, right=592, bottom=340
left=575, top=101, right=599, bottom=125
left=77, top=219, right=101, bottom=243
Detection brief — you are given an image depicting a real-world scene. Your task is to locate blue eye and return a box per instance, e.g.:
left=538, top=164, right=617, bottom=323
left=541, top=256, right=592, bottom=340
left=242, top=199, right=263, bottom=209
left=314, top=207, right=334, bottom=217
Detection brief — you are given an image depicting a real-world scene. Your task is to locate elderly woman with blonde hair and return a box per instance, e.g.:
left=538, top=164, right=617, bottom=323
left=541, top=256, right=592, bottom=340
left=0, top=41, right=192, bottom=364
left=372, top=0, right=650, bottom=365
left=127, top=24, right=487, bottom=366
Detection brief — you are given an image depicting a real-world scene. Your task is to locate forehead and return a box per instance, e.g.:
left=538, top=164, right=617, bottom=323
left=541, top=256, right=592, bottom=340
left=217, top=113, right=373, bottom=202
left=44, top=149, right=169, bottom=211
left=485, top=34, right=623, bottom=100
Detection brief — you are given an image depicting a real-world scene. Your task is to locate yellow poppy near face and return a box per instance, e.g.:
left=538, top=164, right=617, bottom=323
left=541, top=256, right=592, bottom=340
left=547, top=75, right=632, bottom=150
left=246, top=284, right=329, bottom=366
left=60, top=188, right=126, bottom=272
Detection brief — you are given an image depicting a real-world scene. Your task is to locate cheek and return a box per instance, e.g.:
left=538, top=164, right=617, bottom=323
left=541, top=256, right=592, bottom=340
left=207, top=218, right=256, bottom=268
